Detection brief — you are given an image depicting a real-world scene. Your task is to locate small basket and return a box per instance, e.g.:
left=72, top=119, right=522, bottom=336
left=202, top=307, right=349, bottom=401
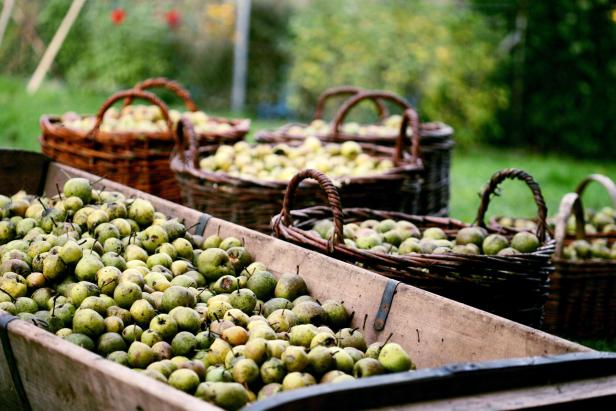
left=272, top=168, right=553, bottom=327
left=40, top=89, right=182, bottom=201
left=545, top=178, right=616, bottom=339
left=257, top=89, right=454, bottom=216
left=127, top=77, right=250, bottom=145
left=171, top=110, right=424, bottom=233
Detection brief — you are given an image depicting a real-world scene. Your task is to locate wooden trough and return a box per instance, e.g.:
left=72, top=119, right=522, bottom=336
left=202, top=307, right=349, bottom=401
left=0, top=150, right=611, bottom=411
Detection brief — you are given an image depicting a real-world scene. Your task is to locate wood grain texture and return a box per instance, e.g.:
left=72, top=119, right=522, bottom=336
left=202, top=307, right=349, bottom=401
left=0, top=312, right=219, bottom=411
left=385, top=375, right=616, bottom=411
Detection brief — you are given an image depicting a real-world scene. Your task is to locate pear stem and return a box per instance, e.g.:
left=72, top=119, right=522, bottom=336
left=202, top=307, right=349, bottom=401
left=0, top=288, right=16, bottom=303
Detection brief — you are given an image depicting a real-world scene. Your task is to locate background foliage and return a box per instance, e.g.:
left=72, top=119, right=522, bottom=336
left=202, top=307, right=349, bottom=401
left=1, top=0, right=615, bottom=157
left=287, top=0, right=509, bottom=146
left=0, top=0, right=292, bottom=110
left=476, top=0, right=616, bottom=158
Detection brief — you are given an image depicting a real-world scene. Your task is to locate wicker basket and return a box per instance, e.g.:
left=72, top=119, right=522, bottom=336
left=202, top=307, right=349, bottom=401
left=171, top=111, right=424, bottom=233
left=256, top=89, right=454, bottom=216
left=127, top=77, right=250, bottom=145
left=489, top=174, right=616, bottom=240
left=272, top=168, right=553, bottom=327
left=545, top=180, right=616, bottom=339
left=40, top=89, right=184, bottom=201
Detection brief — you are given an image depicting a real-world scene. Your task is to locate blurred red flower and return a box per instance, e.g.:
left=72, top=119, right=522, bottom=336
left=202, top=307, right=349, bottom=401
left=165, top=9, right=181, bottom=29
left=111, top=8, right=125, bottom=25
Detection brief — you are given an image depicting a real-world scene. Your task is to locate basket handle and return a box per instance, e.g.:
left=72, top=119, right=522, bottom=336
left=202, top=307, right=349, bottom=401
left=123, top=77, right=198, bottom=112
left=88, top=89, right=173, bottom=138
left=174, top=117, right=200, bottom=168
left=313, top=86, right=389, bottom=121
left=475, top=168, right=548, bottom=243
left=273, top=169, right=345, bottom=252
left=554, top=193, right=586, bottom=258
left=331, top=91, right=420, bottom=165
left=575, top=174, right=616, bottom=208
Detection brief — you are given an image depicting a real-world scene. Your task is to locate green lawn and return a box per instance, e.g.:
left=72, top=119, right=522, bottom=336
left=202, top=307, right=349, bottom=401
left=1, top=76, right=614, bottom=350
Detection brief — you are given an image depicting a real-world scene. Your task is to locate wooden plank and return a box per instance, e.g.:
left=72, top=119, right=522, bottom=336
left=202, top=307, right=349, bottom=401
left=395, top=375, right=616, bottom=410
left=0, top=318, right=22, bottom=411
left=45, top=163, right=589, bottom=369
left=0, top=313, right=220, bottom=411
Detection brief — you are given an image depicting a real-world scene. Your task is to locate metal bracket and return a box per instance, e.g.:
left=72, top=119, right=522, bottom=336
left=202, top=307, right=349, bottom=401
left=194, top=213, right=212, bottom=236
left=374, top=279, right=400, bottom=331
left=0, top=314, right=32, bottom=411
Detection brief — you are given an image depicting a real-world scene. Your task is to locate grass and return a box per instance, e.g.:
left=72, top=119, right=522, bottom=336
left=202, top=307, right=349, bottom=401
left=1, top=76, right=615, bottom=350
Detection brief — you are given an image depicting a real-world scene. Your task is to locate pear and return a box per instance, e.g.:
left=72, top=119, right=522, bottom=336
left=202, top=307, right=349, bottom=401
left=455, top=227, right=485, bottom=247
left=482, top=234, right=509, bottom=255
left=281, top=345, right=309, bottom=372
left=97, top=332, right=127, bottom=356
left=378, top=342, right=414, bottom=372
left=511, top=232, right=540, bottom=253
left=353, top=358, right=384, bottom=378
left=72, top=308, right=105, bottom=337
left=63, top=178, right=92, bottom=204
left=260, top=357, right=285, bottom=384
left=232, top=358, right=260, bottom=384
left=149, top=314, right=178, bottom=340
left=171, top=331, right=197, bottom=356
left=258, top=383, right=283, bottom=400
left=197, top=248, right=235, bottom=281
left=282, top=372, right=316, bottom=391
left=107, top=350, right=129, bottom=366
left=195, top=382, right=248, bottom=411
left=168, top=368, right=200, bottom=393
left=274, top=272, right=307, bottom=301
left=128, top=199, right=155, bottom=227
left=292, top=301, right=328, bottom=325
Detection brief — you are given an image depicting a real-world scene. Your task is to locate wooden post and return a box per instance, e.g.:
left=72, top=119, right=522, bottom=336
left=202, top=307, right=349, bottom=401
left=0, top=0, right=15, bottom=48
left=26, top=0, right=85, bottom=94
left=231, top=0, right=251, bottom=112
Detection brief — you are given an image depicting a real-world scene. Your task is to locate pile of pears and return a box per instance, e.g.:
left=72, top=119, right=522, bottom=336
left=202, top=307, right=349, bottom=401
left=563, top=206, right=616, bottom=235
left=199, top=137, right=394, bottom=181
left=311, top=218, right=541, bottom=257
left=60, top=105, right=234, bottom=135
left=0, top=179, right=413, bottom=410
left=285, top=115, right=407, bottom=139
left=562, top=238, right=616, bottom=261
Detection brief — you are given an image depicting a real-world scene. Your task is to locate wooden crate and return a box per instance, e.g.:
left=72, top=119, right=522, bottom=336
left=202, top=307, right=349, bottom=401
left=0, top=150, right=601, bottom=411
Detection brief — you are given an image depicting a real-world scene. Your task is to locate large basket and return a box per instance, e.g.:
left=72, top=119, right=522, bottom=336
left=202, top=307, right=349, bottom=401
left=545, top=179, right=616, bottom=339
left=272, top=168, right=553, bottom=327
left=171, top=111, right=424, bottom=233
left=40, top=89, right=182, bottom=201
left=126, top=77, right=250, bottom=145
left=257, top=89, right=454, bottom=216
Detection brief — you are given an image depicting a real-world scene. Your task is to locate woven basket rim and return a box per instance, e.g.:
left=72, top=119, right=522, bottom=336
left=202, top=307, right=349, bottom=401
left=272, top=205, right=555, bottom=274
left=40, top=114, right=250, bottom=142
left=256, top=121, right=454, bottom=142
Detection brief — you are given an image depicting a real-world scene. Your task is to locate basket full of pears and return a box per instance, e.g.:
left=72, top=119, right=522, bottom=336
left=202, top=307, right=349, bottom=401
left=171, top=110, right=424, bottom=232
left=545, top=176, right=616, bottom=339
left=40, top=78, right=249, bottom=203
left=272, top=168, right=554, bottom=328
left=256, top=87, right=454, bottom=216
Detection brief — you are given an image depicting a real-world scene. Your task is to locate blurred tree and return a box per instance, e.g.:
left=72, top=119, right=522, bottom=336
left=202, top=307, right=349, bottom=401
left=0, top=0, right=292, bottom=111
left=475, top=0, right=616, bottom=159
left=287, top=0, right=509, bottom=145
